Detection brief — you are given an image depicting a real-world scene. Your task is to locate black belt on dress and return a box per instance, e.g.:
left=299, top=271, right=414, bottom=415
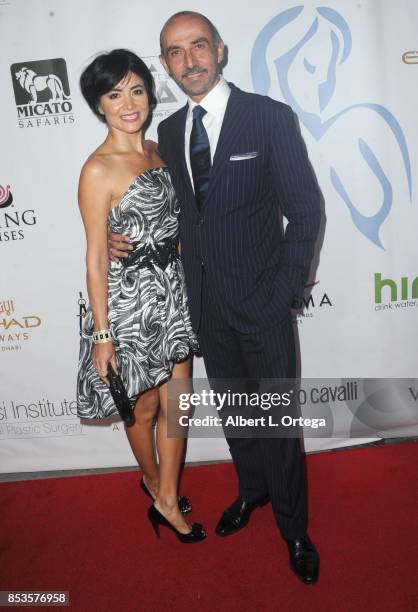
left=120, top=238, right=178, bottom=270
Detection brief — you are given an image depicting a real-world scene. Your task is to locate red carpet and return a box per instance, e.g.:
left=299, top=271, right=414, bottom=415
left=1, top=442, right=417, bottom=611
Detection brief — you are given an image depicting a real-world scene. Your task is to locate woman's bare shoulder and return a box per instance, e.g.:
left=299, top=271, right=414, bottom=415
left=80, top=147, right=113, bottom=183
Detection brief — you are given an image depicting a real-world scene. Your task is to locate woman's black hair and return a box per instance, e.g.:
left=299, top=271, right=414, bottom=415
left=80, top=49, right=157, bottom=130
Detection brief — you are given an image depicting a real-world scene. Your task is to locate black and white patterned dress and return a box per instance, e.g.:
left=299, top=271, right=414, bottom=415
left=77, top=166, right=198, bottom=419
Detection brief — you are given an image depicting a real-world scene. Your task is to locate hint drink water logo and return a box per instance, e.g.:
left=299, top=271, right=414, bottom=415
left=374, top=273, right=418, bottom=312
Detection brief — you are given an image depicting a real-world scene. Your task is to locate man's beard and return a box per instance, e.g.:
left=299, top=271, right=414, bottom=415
left=173, top=65, right=220, bottom=97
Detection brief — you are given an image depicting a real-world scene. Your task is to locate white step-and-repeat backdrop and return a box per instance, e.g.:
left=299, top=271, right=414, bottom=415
left=1, top=0, right=417, bottom=472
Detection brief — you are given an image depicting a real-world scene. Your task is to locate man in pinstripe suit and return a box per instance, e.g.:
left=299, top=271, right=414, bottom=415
left=111, top=11, right=321, bottom=584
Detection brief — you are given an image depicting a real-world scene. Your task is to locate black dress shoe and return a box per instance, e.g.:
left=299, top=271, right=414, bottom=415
left=285, top=534, right=319, bottom=584
left=215, top=499, right=255, bottom=536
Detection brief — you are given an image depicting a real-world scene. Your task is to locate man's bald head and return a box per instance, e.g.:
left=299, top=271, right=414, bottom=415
left=160, top=11, right=222, bottom=56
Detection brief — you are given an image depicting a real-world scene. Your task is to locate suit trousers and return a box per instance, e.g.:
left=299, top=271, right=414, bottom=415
left=197, top=273, right=308, bottom=539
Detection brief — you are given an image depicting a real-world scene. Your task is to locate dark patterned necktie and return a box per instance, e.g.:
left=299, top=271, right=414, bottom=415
left=190, top=105, right=211, bottom=210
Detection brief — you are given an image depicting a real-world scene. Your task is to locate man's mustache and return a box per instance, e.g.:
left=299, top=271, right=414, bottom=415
left=181, top=66, right=208, bottom=78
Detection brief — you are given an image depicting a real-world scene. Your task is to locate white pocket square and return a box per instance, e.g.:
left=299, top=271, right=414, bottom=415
left=229, top=152, right=259, bottom=161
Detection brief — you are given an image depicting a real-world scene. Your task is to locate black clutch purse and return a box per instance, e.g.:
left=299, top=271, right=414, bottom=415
left=107, top=363, right=135, bottom=425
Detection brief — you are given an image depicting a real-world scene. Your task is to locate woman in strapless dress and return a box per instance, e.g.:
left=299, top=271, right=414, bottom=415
left=77, top=49, right=205, bottom=543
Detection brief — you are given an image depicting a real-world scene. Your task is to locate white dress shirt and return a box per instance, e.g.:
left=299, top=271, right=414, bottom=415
left=185, top=76, right=231, bottom=189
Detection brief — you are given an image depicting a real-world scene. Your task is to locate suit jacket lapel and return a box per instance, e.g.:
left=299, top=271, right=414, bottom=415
left=203, top=84, right=251, bottom=205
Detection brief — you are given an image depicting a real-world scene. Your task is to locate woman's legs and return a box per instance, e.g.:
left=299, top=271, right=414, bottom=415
left=155, top=358, right=192, bottom=534
left=125, top=387, right=160, bottom=497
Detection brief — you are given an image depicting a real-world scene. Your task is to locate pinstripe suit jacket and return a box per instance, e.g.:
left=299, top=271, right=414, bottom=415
left=157, top=83, right=321, bottom=333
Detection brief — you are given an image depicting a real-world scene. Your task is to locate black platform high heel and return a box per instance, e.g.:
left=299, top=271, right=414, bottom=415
left=140, top=477, right=192, bottom=514
left=147, top=504, right=206, bottom=543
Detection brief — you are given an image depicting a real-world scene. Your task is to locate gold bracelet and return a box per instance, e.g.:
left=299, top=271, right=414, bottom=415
left=92, top=329, right=112, bottom=344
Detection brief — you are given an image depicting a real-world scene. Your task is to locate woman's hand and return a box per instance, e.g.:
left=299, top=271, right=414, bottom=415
left=92, top=342, right=117, bottom=386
